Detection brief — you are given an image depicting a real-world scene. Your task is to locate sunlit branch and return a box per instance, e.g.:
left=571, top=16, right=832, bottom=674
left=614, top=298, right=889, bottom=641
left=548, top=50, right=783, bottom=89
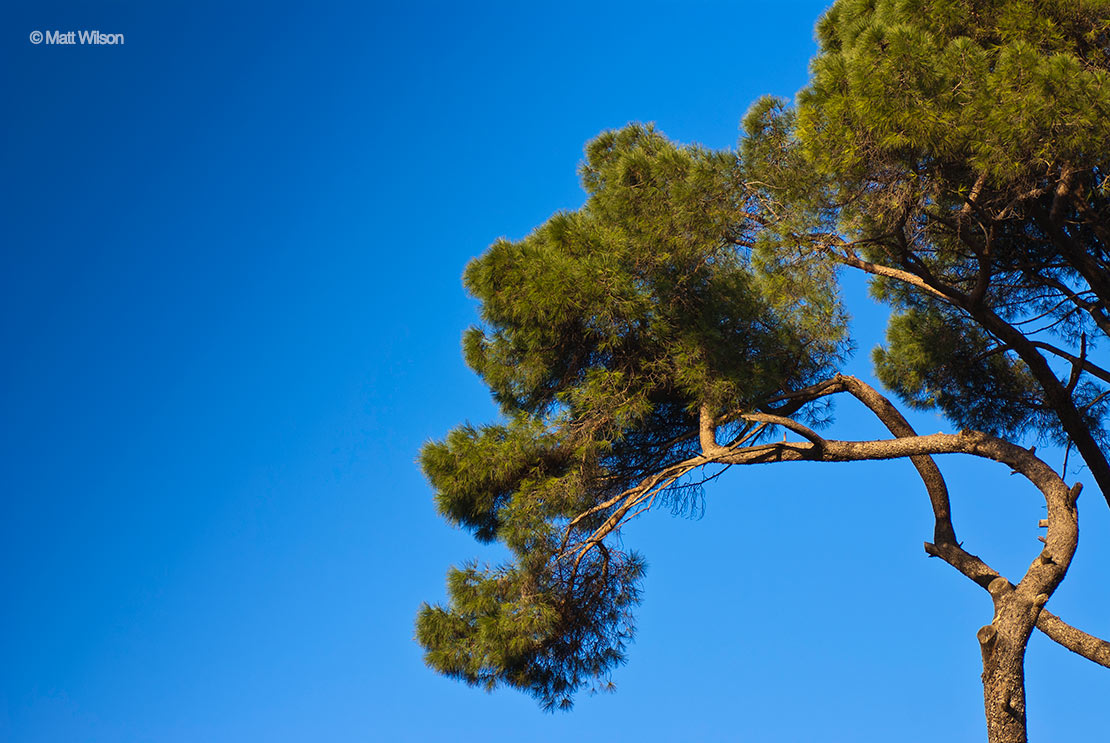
left=740, top=412, right=826, bottom=448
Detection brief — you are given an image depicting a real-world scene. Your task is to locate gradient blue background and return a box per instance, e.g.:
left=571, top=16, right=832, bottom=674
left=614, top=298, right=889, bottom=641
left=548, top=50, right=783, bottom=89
left=3, top=2, right=1107, bottom=741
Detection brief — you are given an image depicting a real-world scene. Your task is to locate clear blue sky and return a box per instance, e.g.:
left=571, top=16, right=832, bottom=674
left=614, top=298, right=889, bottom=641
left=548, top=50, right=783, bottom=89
left=3, top=2, right=1107, bottom=741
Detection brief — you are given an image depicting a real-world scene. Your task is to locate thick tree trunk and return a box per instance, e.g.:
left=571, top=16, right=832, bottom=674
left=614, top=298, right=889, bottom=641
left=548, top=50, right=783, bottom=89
left=979, top=616, right=1031, bottom=743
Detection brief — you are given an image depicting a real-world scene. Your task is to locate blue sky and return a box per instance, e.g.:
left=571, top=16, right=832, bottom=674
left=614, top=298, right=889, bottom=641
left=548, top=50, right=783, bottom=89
left=3, top=2, right=1108, bottom=741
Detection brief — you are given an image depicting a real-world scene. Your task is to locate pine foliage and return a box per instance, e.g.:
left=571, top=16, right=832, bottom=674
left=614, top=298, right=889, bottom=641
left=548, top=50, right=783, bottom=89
left=781, top=0, right=1110, bottom=443
left=417, top=125, right=847, bottom=709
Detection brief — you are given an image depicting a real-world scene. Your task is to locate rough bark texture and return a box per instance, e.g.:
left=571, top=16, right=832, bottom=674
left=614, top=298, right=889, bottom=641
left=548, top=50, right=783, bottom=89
left=979, top=580, right=1032, bottom=742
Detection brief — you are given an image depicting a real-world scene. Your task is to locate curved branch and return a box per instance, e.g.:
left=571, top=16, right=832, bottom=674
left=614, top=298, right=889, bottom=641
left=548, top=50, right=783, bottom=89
left=740, top=412, right=827, bottom=448
left=699, top=402, right=728, bottom=457
left=830, top=375, right=957, bottom=546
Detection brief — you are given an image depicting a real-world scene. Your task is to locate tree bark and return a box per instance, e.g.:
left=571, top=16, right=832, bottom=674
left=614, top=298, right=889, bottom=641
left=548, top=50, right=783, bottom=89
left=981, top=631, right=1028, bottom=743
left=978, top=579, right=1038, bottom=743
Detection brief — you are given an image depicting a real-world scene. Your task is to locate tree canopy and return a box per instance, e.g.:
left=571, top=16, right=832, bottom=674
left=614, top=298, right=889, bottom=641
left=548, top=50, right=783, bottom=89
left=418, top=126, right=848, bottom=708
left=417, top=1, right=1110, bottom=739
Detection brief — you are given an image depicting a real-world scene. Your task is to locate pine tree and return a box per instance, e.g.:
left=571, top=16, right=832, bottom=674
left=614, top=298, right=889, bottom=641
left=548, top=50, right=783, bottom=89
left=417, top=3, right=1110, bottom=740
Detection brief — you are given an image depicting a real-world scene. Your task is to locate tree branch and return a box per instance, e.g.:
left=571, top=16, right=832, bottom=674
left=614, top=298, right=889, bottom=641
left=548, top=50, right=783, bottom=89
left=830, top=248, right=959, bottom=303
left=1036, top=610, right=1110, bottom=669
left=1028, top=339, right=1110, bottom=386
left=740, top=412, right=827, bottom=448
left=699, top=402, right=728, bottom=457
